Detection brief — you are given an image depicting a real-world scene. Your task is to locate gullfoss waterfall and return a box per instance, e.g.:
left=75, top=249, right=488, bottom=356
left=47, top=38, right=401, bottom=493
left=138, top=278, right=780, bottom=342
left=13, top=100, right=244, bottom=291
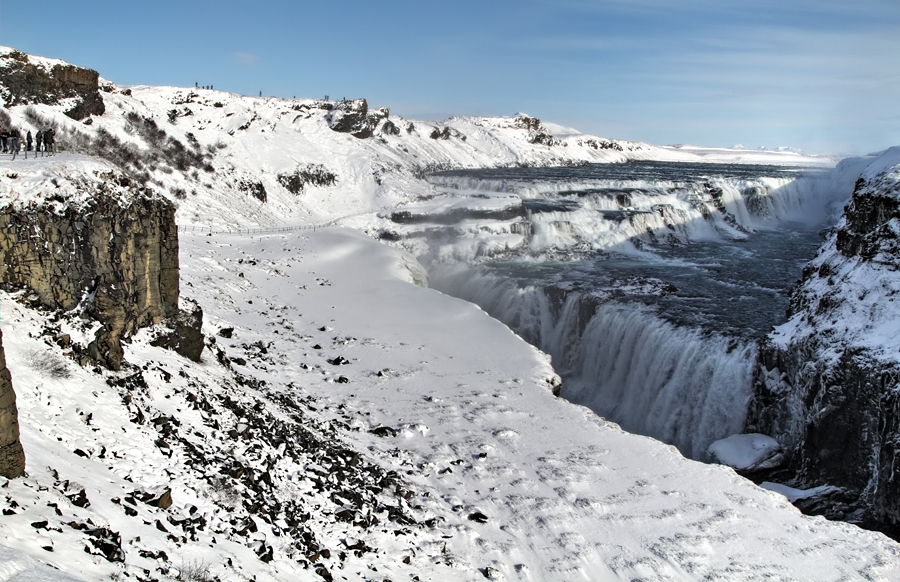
left=409, top=161, right=845, bottom=460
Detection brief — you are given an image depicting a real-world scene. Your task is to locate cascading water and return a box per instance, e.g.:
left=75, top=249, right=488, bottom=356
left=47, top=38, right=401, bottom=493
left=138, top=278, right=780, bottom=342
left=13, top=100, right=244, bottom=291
left=400, top=161, right=845, bottom=460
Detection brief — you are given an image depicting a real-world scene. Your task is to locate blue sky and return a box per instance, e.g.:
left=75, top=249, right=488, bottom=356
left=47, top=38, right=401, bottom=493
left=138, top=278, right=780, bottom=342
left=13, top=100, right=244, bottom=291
left=2, top=0, right=898, bottom=154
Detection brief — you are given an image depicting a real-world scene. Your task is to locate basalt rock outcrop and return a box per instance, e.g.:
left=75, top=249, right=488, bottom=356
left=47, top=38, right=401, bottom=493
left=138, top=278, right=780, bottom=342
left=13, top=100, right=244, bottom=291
left=747, top=148, right=900, bottom=537
left=326, top=99, right=388, bottom=139
left=0, top=330, right=26, bottom=479
left=0, top=189, right=183, bottom=370
left=0, top=48, right=105, bottom=120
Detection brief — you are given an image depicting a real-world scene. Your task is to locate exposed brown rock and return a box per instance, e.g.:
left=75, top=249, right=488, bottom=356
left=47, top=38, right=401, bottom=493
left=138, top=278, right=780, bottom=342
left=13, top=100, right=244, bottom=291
left=0, top=193, right=180, bottom=370
left=150, top=299, right=204, bottom=362
left=0, top=48, right=105, bottom=120
left=0, top=330, right=26, bottom=479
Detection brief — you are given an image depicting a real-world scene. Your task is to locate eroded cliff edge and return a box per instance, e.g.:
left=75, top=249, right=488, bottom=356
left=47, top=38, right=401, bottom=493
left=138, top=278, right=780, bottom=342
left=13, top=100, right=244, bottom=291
left=0, top=168, right=198, bottom=370
left=748, top=147, right=900, bottom=537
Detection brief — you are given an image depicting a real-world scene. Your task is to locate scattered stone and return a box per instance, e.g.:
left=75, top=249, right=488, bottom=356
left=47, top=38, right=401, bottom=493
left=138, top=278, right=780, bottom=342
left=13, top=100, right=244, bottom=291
left=369, top=426, right=398, bottom=438
left=468, top=512, right=489, bottom=524
left=135, top=488, right=173, bottom=509
left=67, top=488, right=90, bottom=508
left=84, top=527, right=125, bottom=562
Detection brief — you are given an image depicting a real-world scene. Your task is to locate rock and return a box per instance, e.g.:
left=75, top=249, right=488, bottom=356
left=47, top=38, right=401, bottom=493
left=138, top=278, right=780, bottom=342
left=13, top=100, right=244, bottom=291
left=381, top=120, right=401, bottom=136
left=150, top=299, right=204, bottom=362
left=747, top=152, right=900, bottom=537
left=0, top=331, right=25, bottom=479
left=136, top=487, right=173, bottom=509
left=468, top=512, right=489, bottom=524
left=369, top=426, right=398, bottom=438
left=1, top=192, right=180, bottom=370
left=67, top=489, right=91, bottom=508
left=85, top=527, right=125, bottom=562
left=0, top=49, right=105, bottom=119
left=217, top=327, right=234, bottom=339
left=325, top=99, right=387, bottom=139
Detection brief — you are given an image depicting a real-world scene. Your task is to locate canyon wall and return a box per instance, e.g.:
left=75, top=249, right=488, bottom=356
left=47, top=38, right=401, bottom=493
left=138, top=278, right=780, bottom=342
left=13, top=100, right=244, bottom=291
left=0, top=192, right=180, bottom=370
left=748, top=148, right=900, bottom=536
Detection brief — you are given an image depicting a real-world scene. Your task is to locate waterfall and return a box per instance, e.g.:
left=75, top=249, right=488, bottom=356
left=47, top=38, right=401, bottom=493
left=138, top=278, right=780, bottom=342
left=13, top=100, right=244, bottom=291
left=433, top=268, right=756, bottom=459
left=561, top=303, right=756, bottom=460
left=420, top=162, right=842, bottom=460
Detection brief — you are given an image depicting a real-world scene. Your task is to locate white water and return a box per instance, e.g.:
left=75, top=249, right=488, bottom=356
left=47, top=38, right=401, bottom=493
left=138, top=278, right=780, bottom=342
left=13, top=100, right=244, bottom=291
left=562, top=303, right=756, bottom=459
left=433, top=270, right=756, bottom=459
left=420, top=162, right=845, bottom=460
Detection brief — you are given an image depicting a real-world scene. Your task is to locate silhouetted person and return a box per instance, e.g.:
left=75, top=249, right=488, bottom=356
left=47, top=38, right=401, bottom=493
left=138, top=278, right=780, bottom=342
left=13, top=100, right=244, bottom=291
left=44, top=128, right=56, bottom=156
left=35, top=130, right=43, bottom=157
left=8, top=129, right=19, bottom=160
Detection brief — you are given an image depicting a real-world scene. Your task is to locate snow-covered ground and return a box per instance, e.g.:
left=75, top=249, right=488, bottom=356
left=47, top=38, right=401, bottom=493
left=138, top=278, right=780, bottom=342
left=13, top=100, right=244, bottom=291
left=4, top=225, right=900, bottom=581
left=3, top=47, right=900, bottom=580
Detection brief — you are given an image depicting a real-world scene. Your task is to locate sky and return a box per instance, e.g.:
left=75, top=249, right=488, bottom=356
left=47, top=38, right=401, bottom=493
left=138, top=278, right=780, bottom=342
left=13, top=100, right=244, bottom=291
left=2, top=0, right=898, bottom=155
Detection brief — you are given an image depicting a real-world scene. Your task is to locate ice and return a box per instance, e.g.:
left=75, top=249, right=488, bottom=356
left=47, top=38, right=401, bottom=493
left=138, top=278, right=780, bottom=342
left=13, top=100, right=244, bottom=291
left=707, top=433, right=785, bottom=471
left=760, top=482, right=842, bottom=503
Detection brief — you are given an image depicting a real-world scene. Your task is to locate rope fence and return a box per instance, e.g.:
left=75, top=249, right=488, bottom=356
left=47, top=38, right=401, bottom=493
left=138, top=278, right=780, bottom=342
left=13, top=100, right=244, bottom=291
left=177, top=223, right=335, bottom=236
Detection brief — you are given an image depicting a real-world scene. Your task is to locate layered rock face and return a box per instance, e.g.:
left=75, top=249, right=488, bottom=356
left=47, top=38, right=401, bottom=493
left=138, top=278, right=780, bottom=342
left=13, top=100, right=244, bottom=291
left=0, top=330, right=26, bottom=479
left=0, top=193, right=180, bottom=369
left=0, top=48, right=105, bottom=119
left=326, top=99, right=388, bottom=139
left=748, top=148, right=900, bottom=536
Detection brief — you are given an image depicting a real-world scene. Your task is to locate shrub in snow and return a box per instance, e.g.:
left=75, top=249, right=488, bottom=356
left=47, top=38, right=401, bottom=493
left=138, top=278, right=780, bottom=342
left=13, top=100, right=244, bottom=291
left=26, top=348, right=70, bottom=379
left=178, top=560, right=214, bottom=582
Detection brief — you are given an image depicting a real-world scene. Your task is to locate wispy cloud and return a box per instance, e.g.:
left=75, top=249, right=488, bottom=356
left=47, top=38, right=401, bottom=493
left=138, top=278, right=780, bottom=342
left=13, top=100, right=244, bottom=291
left=232, top=52, right=259, bottom=66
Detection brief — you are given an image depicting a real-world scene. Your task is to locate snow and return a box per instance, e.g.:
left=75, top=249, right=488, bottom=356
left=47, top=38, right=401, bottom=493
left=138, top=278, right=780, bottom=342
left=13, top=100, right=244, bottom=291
left=6, top=226, right=900, bottom=581
left=707, top=434, right=785, bottom=472
left=2, top=47, right=900, bottom=581
left=769, top=147, right=900, bottom=366
left=760, top=483, right=843, bottom=504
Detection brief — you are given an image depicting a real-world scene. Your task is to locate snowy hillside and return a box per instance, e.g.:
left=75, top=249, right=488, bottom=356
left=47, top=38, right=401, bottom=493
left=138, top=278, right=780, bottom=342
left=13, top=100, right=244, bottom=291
left=2, top=47, right=899, bottom=581
left=0, top=46, right=832, bottom=230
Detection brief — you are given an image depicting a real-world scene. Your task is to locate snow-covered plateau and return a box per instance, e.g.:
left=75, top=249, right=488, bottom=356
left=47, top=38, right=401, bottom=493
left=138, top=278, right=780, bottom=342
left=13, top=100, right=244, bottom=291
left=2, top=47, right=900, bottom=581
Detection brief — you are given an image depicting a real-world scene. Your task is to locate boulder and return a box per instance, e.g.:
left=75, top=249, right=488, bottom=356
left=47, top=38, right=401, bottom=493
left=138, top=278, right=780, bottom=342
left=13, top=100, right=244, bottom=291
left=150, top=300, right=204, bottom=362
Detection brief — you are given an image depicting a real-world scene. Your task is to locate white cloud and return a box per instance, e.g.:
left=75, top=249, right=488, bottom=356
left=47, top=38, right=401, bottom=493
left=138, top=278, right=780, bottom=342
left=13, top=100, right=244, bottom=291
left=232, top=52, right=259, bottom=66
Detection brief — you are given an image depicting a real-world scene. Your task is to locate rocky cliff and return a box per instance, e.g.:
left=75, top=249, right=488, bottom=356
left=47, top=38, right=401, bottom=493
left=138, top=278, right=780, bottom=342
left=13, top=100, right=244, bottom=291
left=325, top=98, right=389, bottom=139
left=748, top=147, right=900, bottom=537
left=0, top=48, right=105, bottom=120
left=0, top=175, right=181, bottom=370
left=0, top=330, right=26, bottom=479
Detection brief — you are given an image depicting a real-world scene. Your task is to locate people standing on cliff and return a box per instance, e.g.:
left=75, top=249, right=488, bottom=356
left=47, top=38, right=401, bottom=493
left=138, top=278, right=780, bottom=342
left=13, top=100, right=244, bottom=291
left=34, top=130, right=43, bottom=157
left=25, top=131, right=32, bottom=159
left=44, top=128, right=55, bottom=156
left=9, top=129, right=20, bottom=160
